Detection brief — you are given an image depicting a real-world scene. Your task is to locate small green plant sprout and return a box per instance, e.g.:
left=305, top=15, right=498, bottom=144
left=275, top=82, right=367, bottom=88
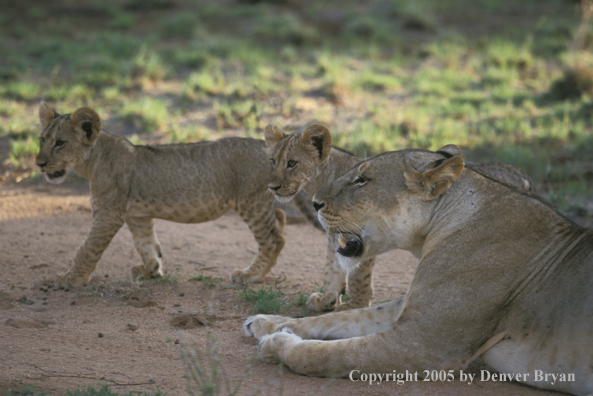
left=240, top=286, right=285, bottom=314
left=190, top=273, right=224, bottom=288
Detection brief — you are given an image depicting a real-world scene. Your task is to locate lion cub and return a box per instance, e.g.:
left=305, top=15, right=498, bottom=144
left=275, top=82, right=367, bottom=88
left=264, top=124, right=536, bottom=311
left=36, top=102, right=287, bottom=289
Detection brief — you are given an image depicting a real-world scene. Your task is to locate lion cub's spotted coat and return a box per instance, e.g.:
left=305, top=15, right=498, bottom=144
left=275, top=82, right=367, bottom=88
left=36, top=103, right=288, bottom=289
left=264, top=124, right=535, bottom=311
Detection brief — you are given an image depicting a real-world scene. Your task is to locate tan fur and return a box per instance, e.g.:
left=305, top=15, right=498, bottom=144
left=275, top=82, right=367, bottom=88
left=36, top=103, right=291, bottom=289
left=265, top=124, right=537, bottom=312
left=244, top=145, right=593, bottom=396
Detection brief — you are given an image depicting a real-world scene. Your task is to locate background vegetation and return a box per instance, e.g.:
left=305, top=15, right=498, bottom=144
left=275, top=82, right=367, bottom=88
left=1, top=0, right=592, bottom=219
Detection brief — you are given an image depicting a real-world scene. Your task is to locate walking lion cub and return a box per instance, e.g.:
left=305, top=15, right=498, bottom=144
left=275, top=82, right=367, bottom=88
left=36, top=103, right=289, bottom=289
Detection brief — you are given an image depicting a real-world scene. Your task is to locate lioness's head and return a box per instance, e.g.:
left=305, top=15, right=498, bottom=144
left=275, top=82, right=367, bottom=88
left=313, top=145, right=464, bottom=270
left=264, top=123, right=332, bottom=202
left=36, top=102, right=101, bottom=184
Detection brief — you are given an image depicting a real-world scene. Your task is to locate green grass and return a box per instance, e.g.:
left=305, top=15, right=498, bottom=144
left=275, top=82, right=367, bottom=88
left=6, top=384, right=164, bottom=396
left=190, top=273, right=224, bottom=288
left=9, top=137, right=40, bottom=168
left=240, top=286, right=285, bottom=314
left=0, top=0, right=591, bottom=217
left=138, top=273, right=178, bottom=285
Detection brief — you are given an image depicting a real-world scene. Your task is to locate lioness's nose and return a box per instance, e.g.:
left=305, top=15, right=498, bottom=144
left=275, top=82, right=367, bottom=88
left=313, top=201, right=324, bottom=212
left=269, top=184, right=281, bottom=191
left=36, top=159, right=47, bottom=168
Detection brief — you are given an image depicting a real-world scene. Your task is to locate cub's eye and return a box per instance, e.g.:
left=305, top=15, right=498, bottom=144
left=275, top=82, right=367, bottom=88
left=287, top=160, right=297, bottom=168
left=39, top=137, right=45, bottom=146
left=270, top=158, right=276, bottom=166
left=55, top=140, right=66, bottom=147
left=353, top=176, right=367, bottom=185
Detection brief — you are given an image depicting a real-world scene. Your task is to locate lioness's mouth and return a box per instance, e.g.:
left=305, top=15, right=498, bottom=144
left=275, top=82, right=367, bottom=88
left=337, top=233, right=364, bottom=257
left=47, top=170, right=66, bottom=179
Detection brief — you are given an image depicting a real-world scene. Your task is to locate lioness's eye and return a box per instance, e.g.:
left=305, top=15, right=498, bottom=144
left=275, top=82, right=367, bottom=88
left=287, top=160, right=297, bottom=168
left=55, top=140, right=66, bottom=147
left=270, top=158, right=276, bottom=166
left=353, top=176, right=367, bottom=185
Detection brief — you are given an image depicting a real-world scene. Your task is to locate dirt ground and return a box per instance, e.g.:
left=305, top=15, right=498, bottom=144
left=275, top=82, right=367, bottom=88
left=0, top=180, right=565, bottom=396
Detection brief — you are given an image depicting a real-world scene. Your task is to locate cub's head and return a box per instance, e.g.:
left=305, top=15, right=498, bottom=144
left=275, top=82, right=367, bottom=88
left=264, top=123, right=332, bottom=202
left=36, top=102, right=101, bottom=184
left=313, top=145, right=464, bottom=270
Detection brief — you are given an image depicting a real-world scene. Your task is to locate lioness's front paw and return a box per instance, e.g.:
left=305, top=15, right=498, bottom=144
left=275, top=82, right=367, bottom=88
left=306, top=291, right=339, bottom=312
left=257, top=329, right=301, bottom=364
left=244, top=314, right=293, bottom=339
left=231, top=269, right=263, bottom=285
left=131, top=265, right=163, bottom=279
left=54, top=270, right=90, bottom=290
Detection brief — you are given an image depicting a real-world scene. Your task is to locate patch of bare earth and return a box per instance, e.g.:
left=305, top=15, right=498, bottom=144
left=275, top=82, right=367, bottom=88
left=0, top=182, right=561, bottom=395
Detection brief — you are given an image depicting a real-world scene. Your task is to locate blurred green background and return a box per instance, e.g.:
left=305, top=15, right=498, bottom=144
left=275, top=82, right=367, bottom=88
left=0, top=0, right=592, bottom=221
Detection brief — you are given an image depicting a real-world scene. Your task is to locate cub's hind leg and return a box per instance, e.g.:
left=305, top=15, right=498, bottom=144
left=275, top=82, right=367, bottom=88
left=231, top=203, right=286, bottom=284
left=126, top=216, right=164, bottom=279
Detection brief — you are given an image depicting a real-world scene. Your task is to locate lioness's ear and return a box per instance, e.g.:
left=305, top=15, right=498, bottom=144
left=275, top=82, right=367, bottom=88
left=435, top=144, right=462, bottom=158
left=264, top=124, right=285, bottom=147
left=71, top=107, right=101, bottom=146
left=301, top=123, right=332, bottom=163
left=404, top=156, right=464, bottom=199
left=39, top=101, right=58, bottom=129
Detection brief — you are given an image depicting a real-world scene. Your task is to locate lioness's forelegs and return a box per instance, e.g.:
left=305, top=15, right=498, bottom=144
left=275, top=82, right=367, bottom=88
left=306, top=233, right=347, bottom=311
left=126, top=216, right=164, bottom=279
left=244, top=298, right=404, bottom=340
left=231, top=207, right=286, bottom=284
left=55, top=214, right=125, bottom=289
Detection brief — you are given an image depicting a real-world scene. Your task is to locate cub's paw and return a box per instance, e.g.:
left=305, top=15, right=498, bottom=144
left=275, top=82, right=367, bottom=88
left=54, top=270, right=90, bottom=290
left=244, top=314, right=293, bottom=339
left=131, top=265, right=163, bottom=280
left=257, top=328, right=301, bottom=364
left=231, top=269, right=263, bottom=285
left=306, top=291, right=339, bottom=312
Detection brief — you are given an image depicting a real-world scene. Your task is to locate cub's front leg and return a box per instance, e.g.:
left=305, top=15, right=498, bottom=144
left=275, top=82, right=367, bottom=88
left=55, top=214, right=124, bottom=289
left=244, top=298, right=404, bottom=340
left=306, top=233, right=347, bottom=311
left=306, top=234, right=376, bottom=311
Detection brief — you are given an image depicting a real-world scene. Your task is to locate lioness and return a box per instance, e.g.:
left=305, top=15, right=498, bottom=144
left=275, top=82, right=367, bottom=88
left=244, top=145, right=593, bottom=395
left=264, top=124, right=535, bottom=311
left=36, top=102, right=302, bottom=289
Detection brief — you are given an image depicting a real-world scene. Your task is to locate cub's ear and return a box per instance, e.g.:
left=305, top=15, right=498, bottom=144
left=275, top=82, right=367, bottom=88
left=71, top=107, right=101, bottom=146
left=404, top=156, right=464, bottom=200
left=264, top=124, right=285, bottom=147
left=301, top=123, right=332, bottom=163
left=435, top=144, right=462, bottom=158
left=39, top=101, right=58, bottom=129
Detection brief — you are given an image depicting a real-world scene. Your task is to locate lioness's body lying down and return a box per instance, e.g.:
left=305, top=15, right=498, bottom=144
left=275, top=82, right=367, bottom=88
left=36, top=103, right=291, bottom=289
left=265, top=124, right=536, bottom=312
left=245, top=145, right=592, bottom=395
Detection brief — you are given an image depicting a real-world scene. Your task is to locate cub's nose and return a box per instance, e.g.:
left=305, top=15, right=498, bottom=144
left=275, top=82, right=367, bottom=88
left=312, top=201, right=324, bottom=212
left=269, top=184, right=281, bottom=192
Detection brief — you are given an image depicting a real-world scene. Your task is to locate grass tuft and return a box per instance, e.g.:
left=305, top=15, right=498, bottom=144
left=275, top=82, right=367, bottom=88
left=240, top=286, right=285, bottom=314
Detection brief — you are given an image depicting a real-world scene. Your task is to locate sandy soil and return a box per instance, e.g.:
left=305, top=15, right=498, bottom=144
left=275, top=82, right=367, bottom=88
left=0, top=181, right=563, bottom=396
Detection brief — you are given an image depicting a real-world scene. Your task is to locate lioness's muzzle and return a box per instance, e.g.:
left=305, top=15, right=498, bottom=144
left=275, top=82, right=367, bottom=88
left=337, top=234, right=363, bottom=257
